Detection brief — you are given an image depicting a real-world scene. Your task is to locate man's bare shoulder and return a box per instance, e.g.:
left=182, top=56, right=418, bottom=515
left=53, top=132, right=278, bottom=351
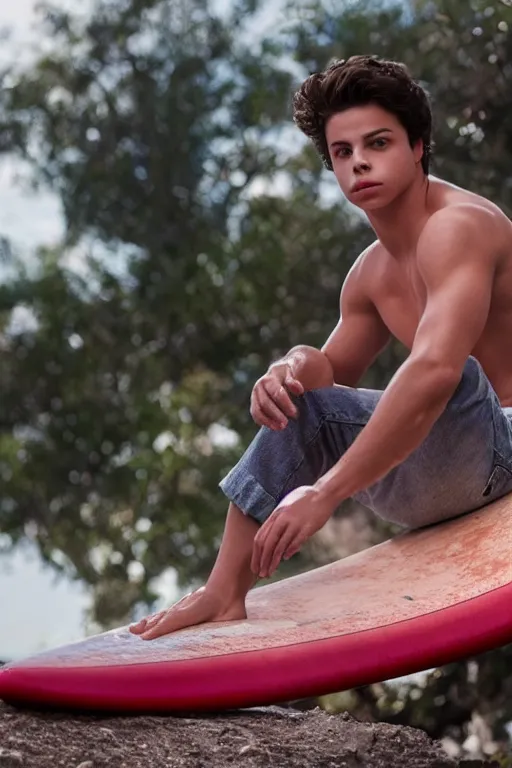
left=428, top=200, right=502, bottom=224
left=346, top=240, right=386, bottom=283
left=340, top=241, right=387, bottom=308
left=418, top=201, right=510, bottom=268
left=426, top=178, right=512, bottom=243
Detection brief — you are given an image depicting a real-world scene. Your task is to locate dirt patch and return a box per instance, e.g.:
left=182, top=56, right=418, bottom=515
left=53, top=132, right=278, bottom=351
left=0, top=701, right=500, bottom=768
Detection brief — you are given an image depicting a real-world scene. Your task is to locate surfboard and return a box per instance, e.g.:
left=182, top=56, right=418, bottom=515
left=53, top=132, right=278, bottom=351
left=1, top=494, right=511, bottom=712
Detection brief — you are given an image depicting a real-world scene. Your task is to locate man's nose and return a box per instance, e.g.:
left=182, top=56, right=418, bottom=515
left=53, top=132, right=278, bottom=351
left=353, top=150, right=371, bottom=174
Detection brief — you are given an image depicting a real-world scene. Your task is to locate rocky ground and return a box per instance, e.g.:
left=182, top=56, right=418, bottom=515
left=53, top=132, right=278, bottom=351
left=0, top=701, right=501, bottom=768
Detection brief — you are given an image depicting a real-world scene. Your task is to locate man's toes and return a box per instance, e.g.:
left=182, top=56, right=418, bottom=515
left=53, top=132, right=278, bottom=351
left=141, top=618, right=169, bottom=641
left=140, top=607, right=193, bottom=640
left=129, top=611, right=164, bottom=635
left=141, top=612, right=165, bottom=632
left=129, top=618, right=148, bottom=634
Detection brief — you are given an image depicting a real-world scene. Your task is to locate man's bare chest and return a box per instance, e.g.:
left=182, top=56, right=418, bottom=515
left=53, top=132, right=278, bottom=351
left=373, top=262, right=427, bottom=349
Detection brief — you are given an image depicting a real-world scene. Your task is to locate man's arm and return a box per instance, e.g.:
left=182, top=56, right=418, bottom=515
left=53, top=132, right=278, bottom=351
left=251, top=248, right=389, bottom=429
left=322, top=254, right=391, bottom=386
left=279, top=248, right=390, bottom=388
left=316, top=206, right=498, bottom=505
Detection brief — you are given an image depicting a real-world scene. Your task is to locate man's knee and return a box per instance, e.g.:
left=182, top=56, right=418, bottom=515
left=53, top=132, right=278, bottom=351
left=297, top=347, right=334, bottom=391
left=304, top=366, right=334, bottom=391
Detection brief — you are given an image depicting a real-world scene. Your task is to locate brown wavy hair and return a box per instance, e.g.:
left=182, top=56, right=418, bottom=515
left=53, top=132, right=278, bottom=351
left=293, top=55, right=432, bottom=174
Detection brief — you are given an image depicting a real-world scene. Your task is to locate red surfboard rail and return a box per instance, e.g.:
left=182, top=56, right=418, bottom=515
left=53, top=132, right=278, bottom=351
left=1, top=495, right=511, bottom=712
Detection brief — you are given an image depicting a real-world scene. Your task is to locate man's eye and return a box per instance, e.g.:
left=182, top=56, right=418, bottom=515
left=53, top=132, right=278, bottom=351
left=336, top=147, right=351, bottom=158
left=371, top=138, right=388, bottom=148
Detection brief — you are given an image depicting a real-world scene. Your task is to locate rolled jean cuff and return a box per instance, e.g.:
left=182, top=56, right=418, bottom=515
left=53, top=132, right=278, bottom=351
left=219, top=469, right=277, bottom=524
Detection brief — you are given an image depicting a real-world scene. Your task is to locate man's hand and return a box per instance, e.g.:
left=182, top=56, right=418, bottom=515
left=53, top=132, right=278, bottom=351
left=251, top=486, right=336, bottom=578
left=250, top=362, right=304, bottom=430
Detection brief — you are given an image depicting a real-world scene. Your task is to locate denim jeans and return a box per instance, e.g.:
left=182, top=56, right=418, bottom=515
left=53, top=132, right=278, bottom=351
left=219, top=357, right=512, bottom=529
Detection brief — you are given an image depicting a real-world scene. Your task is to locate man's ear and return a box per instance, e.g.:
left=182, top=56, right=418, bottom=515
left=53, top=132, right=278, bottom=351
left=413, top=138, right=424, bottom=165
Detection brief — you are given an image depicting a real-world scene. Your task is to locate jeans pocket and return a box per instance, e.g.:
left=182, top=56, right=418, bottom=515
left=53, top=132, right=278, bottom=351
left=482, top=463, right=512, bottom=499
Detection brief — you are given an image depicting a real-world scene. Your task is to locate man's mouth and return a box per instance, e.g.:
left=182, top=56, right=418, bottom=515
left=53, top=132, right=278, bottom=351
left=352, top=181, right=382, bottom=192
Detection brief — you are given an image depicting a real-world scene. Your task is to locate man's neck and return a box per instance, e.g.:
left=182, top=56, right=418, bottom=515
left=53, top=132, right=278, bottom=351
left=366, top=172, right=431, bottom=259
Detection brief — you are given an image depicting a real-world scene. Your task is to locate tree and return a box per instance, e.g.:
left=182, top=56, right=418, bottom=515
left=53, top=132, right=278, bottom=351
left=0, top=0, right=376, bottom=627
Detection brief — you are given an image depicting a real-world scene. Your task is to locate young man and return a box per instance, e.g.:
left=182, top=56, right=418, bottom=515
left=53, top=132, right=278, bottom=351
left=130, top=55, right=512, bottom=641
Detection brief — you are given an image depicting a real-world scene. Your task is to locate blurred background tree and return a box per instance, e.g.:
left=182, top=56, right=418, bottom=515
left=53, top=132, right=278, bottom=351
left=0, top=0, right=510, bottom=761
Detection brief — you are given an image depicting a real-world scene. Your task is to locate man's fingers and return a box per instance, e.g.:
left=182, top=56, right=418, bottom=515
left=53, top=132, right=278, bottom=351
left=252, top=515, right=277, bottom=575
left=250, top=368, right=303, bottom=429
left=284, top=374, right=304, bottom=396
left=258, top=519, right=287, bottom=577
left=284, top=535, right=303, bottom=560
left=265, top=381, right=298, bottom=420
left=251, top=390, right=282, bottom=430
left=268, top=529, right=296, bottom=576
left=257, top=388, right=288, bottom=429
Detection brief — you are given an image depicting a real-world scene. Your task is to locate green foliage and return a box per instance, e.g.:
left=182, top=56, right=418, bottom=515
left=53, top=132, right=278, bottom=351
left=0, top=0, right=510, bottom=755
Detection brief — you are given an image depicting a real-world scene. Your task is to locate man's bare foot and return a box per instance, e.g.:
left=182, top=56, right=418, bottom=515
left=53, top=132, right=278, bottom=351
left=129, top=587, right=247, bottom=641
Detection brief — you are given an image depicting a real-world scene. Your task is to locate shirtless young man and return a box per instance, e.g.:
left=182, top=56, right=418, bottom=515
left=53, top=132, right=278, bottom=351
left=130, top=55, right=512, bottom=641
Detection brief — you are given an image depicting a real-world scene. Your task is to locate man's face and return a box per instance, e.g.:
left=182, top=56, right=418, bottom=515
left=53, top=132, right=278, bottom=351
left=325, top=103, right=423, bottom=211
